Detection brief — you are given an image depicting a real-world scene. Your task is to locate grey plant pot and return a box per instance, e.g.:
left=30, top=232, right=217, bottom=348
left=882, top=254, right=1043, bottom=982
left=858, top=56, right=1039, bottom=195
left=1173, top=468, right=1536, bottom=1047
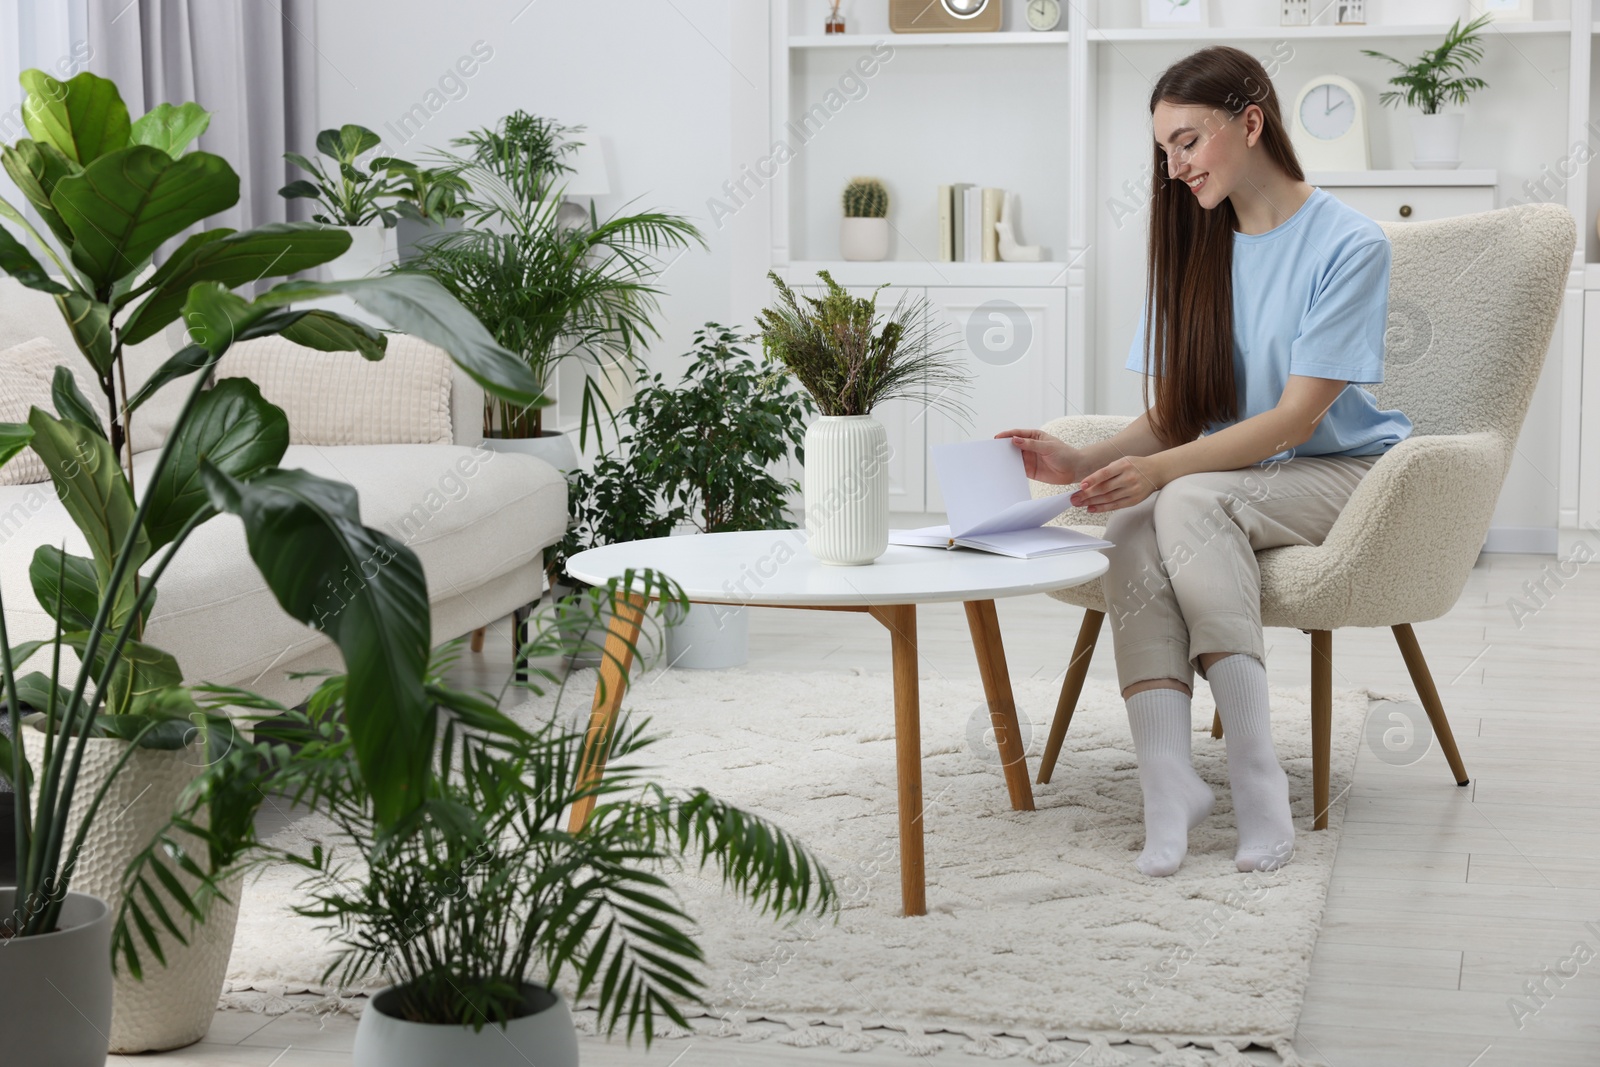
left=395, top=215, right=464, bottom=264
left=0, top=888, right=113, bottom=1067
left=353, top=983, right=579, bottom=1067
left=664, top=600, right=748, bottom=669
left=482, top=431, right=580, bottom=475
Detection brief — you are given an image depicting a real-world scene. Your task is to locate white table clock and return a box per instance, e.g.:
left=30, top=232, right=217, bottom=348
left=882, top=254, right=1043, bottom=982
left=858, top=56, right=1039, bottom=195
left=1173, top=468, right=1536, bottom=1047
left=1025, top=0, right=1061, bottom=31
left=1290, top=74, right=1371, bottom=171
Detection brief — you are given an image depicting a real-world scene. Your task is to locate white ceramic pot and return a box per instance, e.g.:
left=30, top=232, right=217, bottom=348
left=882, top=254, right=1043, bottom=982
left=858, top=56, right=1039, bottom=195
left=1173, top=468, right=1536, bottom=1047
left=353, top=983, right=579, bottom=1067
left=482, top=431, right=580, bottom=475
left=0, top=888, right=113, bottom=1066
left=1410, top=112, right=1465, bottom=169
left=21, top=727, right=242, bottom=1054
left=839, top=217, right=889, bottom=261
left=1373, top=0, right=1465, bottom=24
left=664, top=600, right=749, bottom=669
left=803, top=415, right=889, bottom=566
left=325, top=222, right=389, bottom=280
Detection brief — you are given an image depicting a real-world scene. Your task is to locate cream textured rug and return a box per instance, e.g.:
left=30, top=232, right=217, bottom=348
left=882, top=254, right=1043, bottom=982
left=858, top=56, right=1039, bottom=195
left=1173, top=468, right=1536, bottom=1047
left=224, top=666, right=1376, bottom=1065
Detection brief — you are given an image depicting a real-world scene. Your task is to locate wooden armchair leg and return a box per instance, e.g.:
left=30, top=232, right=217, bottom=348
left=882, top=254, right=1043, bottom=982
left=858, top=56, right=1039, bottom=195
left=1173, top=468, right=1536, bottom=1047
left=1211, top=709, right=1223, bottom=739
left=1311, top=630, right=1333, bottom=831
left=470, top=626, right=487, bottom=653
left=1391, top=623, right=1471, bottom=787
left=1038, top=609, right=1105, bottom=785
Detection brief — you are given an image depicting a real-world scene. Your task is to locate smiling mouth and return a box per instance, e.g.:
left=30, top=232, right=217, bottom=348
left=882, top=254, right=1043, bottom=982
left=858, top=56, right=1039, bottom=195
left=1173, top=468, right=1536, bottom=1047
left=1186, top=174, right=1208, bottom=193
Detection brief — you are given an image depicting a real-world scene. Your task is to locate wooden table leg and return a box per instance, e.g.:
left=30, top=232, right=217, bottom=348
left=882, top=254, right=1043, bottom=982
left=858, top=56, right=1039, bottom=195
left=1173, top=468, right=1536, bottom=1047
left=964, top=600, right=1035, bottom=812
left=867, top=603, right=926, bottom=918
left=567, top=591, right=650, bottom=833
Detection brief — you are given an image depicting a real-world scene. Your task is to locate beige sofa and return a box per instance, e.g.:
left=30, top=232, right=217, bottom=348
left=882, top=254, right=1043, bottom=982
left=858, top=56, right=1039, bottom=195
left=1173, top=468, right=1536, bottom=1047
left=0, top=279, right=566, bottom=706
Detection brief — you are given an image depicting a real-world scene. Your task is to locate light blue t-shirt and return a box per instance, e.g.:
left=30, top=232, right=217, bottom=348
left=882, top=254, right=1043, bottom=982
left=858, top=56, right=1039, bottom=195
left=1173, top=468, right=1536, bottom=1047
left=1125, top=186, right=1412, bottom=464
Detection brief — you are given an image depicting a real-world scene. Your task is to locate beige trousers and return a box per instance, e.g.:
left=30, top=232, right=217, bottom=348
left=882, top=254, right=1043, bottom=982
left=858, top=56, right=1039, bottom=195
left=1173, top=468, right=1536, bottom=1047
left=1099, top=453, right=1382, bottom=690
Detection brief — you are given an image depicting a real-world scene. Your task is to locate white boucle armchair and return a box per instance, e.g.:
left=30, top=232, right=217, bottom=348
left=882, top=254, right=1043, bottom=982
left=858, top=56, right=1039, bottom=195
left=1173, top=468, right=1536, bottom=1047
left=1031, top=202, right=1576, bottom=830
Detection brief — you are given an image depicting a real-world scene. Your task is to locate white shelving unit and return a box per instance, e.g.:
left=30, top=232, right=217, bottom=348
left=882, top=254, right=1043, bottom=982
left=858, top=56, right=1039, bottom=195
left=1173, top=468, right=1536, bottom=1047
left=759, top=1, right=1599, bottom=537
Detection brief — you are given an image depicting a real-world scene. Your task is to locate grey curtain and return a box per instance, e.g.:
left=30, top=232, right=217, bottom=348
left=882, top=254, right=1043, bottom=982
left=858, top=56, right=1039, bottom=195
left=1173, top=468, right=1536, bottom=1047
left=85, top=0, right=317, bottom=233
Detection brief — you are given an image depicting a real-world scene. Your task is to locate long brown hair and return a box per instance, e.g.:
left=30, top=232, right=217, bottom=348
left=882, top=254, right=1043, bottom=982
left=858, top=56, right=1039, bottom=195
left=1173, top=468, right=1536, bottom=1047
left=1137, top=46, right=1305, bottom=447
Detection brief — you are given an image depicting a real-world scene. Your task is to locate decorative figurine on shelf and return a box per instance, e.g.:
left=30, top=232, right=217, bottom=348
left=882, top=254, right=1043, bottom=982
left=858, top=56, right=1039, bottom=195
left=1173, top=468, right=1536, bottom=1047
left=840, top=176, right=889, bottom=261
left=1281, top=0, right=1310, bottom=26
left=1336, top=0, right=1366, bottom=24
left=995, top=191, right=1042, bottom=262
left=825, top=0, right=845, bottom=34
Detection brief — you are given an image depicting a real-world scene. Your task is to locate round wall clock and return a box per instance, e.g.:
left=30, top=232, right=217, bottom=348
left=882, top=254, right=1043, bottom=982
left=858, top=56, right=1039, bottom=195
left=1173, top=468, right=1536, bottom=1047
left=1289, top=74, right=1371, bottom=171
left=1026, top=0, right=1062, bottom=30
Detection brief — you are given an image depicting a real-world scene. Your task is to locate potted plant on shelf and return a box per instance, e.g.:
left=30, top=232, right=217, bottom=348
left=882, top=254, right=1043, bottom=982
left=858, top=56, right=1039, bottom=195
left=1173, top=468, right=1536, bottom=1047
left=377, top=156, right=471, bottom=264
left=403, top=111, right=704, bottom=471
left=756, top=270, right=970, bottom=566
left=839, top=176, right=889, bottom=261
left=150, top=595, right=835, bottom=1067
left=0, top=68, right=540, bottom=1060
left=1361, top=12, right=1492, bottom=170
left=549, top=324, right=815, bottom=670
left=280, top=124, right=399, bottom=277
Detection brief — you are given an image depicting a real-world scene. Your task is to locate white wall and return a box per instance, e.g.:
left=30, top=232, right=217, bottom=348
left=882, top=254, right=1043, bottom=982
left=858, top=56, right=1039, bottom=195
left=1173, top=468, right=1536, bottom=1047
left=311, top=0, right=740, bottom=427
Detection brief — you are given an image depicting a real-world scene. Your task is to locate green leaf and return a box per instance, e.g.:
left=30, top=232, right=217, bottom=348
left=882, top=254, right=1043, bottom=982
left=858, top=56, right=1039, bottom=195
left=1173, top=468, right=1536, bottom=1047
left=113, top=227, right=232, bottom=315
left=278, top=179, right=322, bottom=200
left=30, top=546, right=106, bottom=633
left=51, top=366, right=105, bottom=440
left=144, top=378, right=289, bottom=550
left=52, top=291, right=113, bottom=374
left=13, top=671, right=70, bottom=714
left=1, top=139, right=80, bottom=247
left=180, top=282, right=257, bottom=355
left=128, top=102, right=211, bottom=156
left=254, top=274, right=542, bottom=405
left=25, top=408, right=149, bottom=584
left=277, top=310, right=387, bottom=360
left=125, top=344, right=210, bottom=414
left=317, top=124, right=381, bottom=162
left=121, top=223, right=352, bottom=345
left=0, top=224, right=67, bottom=293
left=19, top=69, right=132, bottom=166
left=0, top=422, right=34, bottom=469
left=200, top=464, right=433, bottom=826
left=61, top=632, right=183, bottom=716
left=52, top=145, right=239, bottom=290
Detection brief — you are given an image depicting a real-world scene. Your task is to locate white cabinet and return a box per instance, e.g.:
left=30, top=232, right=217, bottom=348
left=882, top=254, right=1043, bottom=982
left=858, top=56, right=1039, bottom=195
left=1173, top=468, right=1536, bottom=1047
left=1310, top=170, right=1498, bottom=223
left=922, top=287, right=1068, bottom=514
left=792, top=283, right=1067, bottom=514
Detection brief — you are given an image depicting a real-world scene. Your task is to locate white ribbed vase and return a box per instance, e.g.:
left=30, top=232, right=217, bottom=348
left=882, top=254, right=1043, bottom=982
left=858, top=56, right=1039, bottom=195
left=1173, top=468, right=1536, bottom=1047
left=803, top=414, right=890, bottom=566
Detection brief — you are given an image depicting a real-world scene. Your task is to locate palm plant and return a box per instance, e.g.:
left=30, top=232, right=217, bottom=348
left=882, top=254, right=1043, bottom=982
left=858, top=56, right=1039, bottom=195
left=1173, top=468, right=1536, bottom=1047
left=119, top=583, right=836, bottom=1043
left=1361, top=13, right=1493, bottom=114
left=0, top=68, right=537, bottom=952
left=450, top=110, right=581, bottom=214
left=403, top=140, right=704, bottom=448
left=757, top=269, right=972, bottom=420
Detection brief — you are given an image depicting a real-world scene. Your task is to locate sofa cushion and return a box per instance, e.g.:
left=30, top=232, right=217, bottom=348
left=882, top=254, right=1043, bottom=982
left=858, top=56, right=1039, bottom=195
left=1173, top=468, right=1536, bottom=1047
left=0, top=337, right=110, bottom=485
left=0, top=278, right=184, bottom=455
left=0, top=442, right=566, bottom=689
left=216, top=334, right=453, bottom=446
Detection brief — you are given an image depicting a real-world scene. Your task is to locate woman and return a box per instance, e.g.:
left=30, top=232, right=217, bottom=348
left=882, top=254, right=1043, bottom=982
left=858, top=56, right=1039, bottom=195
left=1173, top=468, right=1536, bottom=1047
left=1000, top=46, right=1411, bottom=877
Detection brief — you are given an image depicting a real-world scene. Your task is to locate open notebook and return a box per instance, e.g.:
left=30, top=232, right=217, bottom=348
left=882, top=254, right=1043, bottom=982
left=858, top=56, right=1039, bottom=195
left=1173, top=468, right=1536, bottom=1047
left=887, top=438, right=1113, bottom=559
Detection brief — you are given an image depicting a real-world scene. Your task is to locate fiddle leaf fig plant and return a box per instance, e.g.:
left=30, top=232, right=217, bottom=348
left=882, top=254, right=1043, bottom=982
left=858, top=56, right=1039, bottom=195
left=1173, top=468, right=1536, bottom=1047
left=0, top=68, right=539, bottom=954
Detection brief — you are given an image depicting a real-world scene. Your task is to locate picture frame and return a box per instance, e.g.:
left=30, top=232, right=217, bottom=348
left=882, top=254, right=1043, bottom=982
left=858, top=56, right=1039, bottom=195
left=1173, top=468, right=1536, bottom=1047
left=1141, top=0, right=1208, bottom=28
left=1468, top=0, right=1534, bottom=21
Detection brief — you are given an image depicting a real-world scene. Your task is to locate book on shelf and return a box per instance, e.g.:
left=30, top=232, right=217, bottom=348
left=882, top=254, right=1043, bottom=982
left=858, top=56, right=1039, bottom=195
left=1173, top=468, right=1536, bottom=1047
left=981, top=187, right=1003, bottom=263
left=937, top=184, right=1007, bottom=265
left=887, top=438, right=1113, bottom=560
left=965, top=186, right=980, bottom=263
left=949, top=182, right=972, bottom=262
left=938, top=184, right=953, bottom=262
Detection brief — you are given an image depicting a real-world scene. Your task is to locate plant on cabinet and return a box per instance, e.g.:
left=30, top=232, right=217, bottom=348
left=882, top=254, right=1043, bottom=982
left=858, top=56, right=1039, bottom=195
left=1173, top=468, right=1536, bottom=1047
left=377, top=157, right=472, bottom=264
left=1361, top=13, right=1493, bottom=169
left=840, top=176, right=890, bottom=262
left=756, top=271, right=970, bottom=566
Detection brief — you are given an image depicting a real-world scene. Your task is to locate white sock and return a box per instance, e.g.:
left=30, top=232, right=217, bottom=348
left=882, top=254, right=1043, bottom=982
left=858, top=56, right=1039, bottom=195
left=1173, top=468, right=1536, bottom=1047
left=1207, top=653, right=1295, bottom=872
left=1125, top=687, right=1215, bottom=877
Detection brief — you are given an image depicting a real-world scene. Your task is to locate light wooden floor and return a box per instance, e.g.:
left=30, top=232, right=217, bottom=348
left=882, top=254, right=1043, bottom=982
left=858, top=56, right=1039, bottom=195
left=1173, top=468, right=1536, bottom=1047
left=132, top=548, right=1600, bottom=1066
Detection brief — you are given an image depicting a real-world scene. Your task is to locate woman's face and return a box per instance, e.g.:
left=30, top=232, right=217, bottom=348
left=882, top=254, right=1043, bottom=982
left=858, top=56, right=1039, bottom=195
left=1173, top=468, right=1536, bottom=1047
left=1152, top=100, right=1253, bottom=210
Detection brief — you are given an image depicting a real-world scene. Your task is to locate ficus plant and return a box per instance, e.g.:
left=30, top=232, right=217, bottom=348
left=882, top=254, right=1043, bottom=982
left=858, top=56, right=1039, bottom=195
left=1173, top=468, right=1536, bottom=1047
left=0, top=68, right=540, bottom=948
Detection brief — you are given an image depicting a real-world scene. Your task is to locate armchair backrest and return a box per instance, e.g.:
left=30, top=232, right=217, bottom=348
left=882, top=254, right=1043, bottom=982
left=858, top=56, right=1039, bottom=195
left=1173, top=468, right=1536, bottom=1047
left=1370, top=203, right=1574, bottom=443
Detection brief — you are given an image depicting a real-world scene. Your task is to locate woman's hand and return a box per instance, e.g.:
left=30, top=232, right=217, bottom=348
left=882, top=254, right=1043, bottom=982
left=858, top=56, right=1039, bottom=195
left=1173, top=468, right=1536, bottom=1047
left=996, top=429, right=1089, bottom=485
left=1069, top=455, right=1165, bottom=513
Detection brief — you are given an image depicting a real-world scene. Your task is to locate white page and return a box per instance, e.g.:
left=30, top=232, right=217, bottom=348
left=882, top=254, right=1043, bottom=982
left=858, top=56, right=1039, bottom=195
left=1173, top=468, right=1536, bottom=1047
left=957, top=492, right=1077, bottom=539
left=931, top=438, right=1034, bottom=536
left=956, top=526, right=1112, bottom=559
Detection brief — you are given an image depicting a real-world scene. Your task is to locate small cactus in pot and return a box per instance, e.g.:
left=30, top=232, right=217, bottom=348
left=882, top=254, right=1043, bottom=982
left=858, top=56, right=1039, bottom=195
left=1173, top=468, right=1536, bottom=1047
left=839, top=176, right=890, bottom=260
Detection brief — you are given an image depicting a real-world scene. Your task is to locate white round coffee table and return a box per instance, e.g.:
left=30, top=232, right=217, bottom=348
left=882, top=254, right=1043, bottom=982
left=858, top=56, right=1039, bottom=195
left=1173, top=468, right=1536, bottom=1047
left=563, top=529, right=1109, bottom=916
